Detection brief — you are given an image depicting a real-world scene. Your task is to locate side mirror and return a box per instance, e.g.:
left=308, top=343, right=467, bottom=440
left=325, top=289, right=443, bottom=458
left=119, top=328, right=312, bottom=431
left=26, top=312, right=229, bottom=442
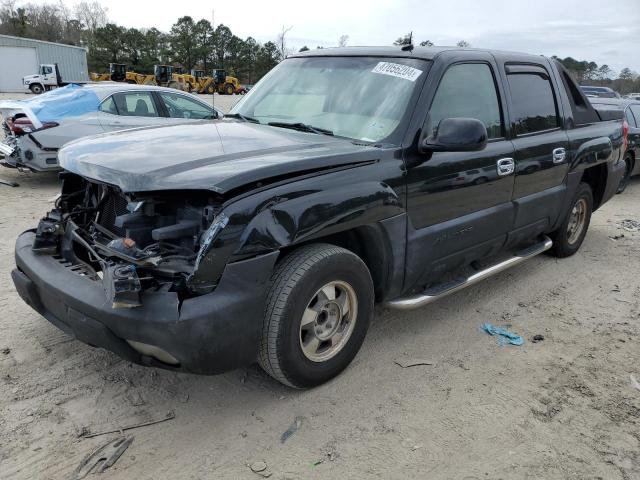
left=420, top=117, right=488, bottom=153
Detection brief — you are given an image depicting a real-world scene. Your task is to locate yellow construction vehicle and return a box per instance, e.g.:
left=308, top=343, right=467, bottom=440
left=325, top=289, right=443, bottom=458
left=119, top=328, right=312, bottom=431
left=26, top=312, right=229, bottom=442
left=153, top=65, right=197, bottom=91
left=90, top=64, right=157, bottom=85
left=213, top=69, right=241, bottom=95
left=190, top=69, right=241, bottom=94
left=192, top=70, right=216, bottom=94
left=90, top=63, right=127, bottom=82
left=125, top=71, right=156, bottom=85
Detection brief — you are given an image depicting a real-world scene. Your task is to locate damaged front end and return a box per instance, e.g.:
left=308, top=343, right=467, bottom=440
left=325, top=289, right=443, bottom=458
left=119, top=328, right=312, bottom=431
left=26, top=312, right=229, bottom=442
left=37, top=173, right=229, bottom=310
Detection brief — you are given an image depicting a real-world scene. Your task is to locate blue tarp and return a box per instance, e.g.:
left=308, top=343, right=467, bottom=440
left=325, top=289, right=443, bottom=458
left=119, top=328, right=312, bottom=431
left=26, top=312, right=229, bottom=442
left=20, top=84, right=100, bottom=122
left=481, top=323, right=524, bottom=346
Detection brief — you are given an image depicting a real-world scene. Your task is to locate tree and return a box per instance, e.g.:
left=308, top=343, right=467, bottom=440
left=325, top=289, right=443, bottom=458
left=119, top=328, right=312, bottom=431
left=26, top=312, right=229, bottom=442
left=299, top=45, right=309, bottom=52
left=338, top=34, right=348, bottom=47
left=619, top=68, right=634, bottom=81
left=0, top=2, right=290, bottom=82
left=193, top=19, right=214, bottom=71
left=256, top=41, right=280, bottom=78
left=93, top=23, right=126, bottom=66
left=393, top=33, right=412, bottom=46
left=213, top=24, right=233, bottom=68
left=597, top=64, right=613, bottom=83
left=277, top=25, right=293, bottom=59
left=170, top=16, right=198, bottom=70
left=456, top=40, right=470, bottom=47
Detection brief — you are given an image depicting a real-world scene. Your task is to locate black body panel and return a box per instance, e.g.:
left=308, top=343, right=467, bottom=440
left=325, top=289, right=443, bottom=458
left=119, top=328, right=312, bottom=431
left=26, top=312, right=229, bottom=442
left=13, top=46, right=627, bottom=376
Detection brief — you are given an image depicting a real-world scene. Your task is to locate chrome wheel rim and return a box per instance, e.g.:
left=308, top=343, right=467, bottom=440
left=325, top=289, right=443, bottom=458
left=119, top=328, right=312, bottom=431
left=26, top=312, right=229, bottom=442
left=299, top=280, right=358, bottom=362
left=567, top=198, right=587, bottom=245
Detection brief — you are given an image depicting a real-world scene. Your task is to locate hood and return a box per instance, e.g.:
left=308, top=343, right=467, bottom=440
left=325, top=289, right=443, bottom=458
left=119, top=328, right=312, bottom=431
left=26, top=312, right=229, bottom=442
left=58, top=121, right=379, bottom=194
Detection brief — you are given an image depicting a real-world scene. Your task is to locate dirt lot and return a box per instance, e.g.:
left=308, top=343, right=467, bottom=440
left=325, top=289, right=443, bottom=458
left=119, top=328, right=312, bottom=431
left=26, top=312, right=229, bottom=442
left=1, top=91, right=639, bottom=479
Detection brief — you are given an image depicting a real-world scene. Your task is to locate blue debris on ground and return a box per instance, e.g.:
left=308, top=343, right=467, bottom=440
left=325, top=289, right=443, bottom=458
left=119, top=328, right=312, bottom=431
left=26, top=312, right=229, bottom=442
left=481, top=323, right=524, bottom=346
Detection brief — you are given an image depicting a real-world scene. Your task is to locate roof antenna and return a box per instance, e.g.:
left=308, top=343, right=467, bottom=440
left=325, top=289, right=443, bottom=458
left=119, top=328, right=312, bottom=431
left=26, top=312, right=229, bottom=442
left=401, top=32, right=414, bottom=52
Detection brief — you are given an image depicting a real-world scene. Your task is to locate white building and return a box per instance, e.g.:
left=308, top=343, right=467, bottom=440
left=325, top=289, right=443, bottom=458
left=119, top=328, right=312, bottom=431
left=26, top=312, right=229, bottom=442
left=0, top=34, right=88, bottom=92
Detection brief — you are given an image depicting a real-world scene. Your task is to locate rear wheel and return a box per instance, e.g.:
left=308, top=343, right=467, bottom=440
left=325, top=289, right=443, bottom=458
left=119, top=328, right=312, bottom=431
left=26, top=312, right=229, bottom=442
left=29, top=84, right=43, bottom=95
left=258, top=244, right=374, bottom=388
left=224, top=83, right=234, bottom=95
left=617, top=155, right=633, bottom=194
left=549, top=182, right=593, bottom=258
left=206, top=84, right=215, bottom=94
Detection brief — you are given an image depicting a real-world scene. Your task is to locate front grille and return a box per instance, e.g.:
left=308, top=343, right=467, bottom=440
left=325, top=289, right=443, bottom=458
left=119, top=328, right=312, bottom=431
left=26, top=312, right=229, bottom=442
left=98, top=191, right=129, bottom=236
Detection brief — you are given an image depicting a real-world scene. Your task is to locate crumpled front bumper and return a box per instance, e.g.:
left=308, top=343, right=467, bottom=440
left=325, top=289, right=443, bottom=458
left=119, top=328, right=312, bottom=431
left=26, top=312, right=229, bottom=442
left=13, top=231, right=278, bottom=374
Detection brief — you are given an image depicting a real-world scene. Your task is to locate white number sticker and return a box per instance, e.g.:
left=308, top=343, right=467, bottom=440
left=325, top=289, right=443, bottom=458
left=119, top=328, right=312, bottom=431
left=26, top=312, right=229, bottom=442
left=372, top=62, right=423, bottom=82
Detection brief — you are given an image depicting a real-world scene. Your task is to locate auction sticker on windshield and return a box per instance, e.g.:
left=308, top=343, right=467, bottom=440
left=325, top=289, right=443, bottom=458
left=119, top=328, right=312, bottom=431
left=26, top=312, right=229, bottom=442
left=372, top=62, right=423, bottom=81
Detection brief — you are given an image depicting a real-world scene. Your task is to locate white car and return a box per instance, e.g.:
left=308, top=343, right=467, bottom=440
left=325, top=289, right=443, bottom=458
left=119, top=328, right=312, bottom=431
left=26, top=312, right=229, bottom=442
left=0, top=83, right=223, bottom=172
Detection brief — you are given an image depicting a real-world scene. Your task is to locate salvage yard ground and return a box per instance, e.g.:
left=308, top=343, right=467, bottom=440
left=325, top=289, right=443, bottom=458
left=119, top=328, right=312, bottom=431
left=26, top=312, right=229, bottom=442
left=0, top=91, right=639, bottom=479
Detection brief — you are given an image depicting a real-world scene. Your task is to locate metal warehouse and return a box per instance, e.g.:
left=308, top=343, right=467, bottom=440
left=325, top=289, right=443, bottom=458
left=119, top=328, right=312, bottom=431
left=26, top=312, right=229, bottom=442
left=0, top=34, right=88, bottom=92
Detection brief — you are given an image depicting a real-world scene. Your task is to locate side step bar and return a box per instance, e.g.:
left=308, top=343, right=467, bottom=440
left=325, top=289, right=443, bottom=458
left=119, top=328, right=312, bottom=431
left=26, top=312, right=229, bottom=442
left=386, top=236, right=553, bottom=311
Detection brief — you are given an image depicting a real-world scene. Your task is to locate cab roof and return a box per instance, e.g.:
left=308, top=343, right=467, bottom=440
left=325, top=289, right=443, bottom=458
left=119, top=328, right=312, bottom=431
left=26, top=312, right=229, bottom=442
left=290, top=45, right=545, bottom=63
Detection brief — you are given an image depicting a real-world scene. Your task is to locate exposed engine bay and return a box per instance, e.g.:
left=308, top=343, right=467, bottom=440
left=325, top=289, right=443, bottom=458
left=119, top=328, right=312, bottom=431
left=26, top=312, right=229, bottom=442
left=33, top=173, right=227, bottom=308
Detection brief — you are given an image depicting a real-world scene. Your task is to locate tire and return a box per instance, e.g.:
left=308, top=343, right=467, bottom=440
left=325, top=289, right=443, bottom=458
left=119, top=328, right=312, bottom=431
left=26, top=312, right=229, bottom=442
left=549, top=182, right=593, bottom=258
left=30, top=84, right=44, bottom=95
left=616, top=155, right=633, bottom=194
left=258, top=244, right=374, bottom=388
left=224, top=83, right=234, bottom=95
left=206, top=84, right=215, bottom=94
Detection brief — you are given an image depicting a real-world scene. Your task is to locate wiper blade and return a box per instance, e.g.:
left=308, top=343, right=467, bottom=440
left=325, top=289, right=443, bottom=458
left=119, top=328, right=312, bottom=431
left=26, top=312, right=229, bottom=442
left=226, top=113, right=260, bottom=123
left=267, top=121, right=334, bottom=136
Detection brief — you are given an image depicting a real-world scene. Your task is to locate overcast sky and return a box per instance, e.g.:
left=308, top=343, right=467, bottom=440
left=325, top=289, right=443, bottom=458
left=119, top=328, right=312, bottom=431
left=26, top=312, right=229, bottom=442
left=101, top=0, right=640, bottom=74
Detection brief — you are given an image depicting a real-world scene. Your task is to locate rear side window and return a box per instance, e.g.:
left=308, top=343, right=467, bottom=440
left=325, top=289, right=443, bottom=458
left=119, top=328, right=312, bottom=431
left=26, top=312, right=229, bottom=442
left=112, top=92, right=159, bottom=117
left=556, top=63, right=599, bottom=125
left=507, top=70, right=559, bottom=135
left=429, top=63, right=503, bottom=139
left=159, top=92, right=216, bottom=119
left=99, top=97, right=118, bottom=115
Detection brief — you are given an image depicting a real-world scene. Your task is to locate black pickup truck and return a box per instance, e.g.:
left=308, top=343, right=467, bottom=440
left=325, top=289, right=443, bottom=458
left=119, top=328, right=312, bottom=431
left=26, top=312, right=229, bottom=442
left=12, top=46, right=626, bottom=388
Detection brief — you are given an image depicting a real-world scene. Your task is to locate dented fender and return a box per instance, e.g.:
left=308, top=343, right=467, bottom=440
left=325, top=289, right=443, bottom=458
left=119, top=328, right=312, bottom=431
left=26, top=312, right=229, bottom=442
left=186, top=154, right=408, bottom=289
left=235, top=181, right=403, bottom=254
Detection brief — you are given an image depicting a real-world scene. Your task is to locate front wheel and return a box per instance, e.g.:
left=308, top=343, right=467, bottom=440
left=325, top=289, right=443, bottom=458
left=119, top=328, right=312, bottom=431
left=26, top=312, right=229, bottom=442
left=258, top=244, right=374, bottom=388
left=29, top=84, right=44, bottom=94
left=617, top=155, right=633, bottom=194
left=549, top=182, right=593, bottom=258
left=224, top=83, right=234, bottom=95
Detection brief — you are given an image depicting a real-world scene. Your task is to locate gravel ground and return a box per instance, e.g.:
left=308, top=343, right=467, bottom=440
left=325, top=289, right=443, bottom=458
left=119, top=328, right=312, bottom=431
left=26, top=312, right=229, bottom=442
left=0, top=91, right=639, bottom=479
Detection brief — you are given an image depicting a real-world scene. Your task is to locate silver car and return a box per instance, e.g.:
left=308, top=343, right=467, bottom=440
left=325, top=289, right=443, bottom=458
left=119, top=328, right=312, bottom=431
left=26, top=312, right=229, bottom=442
left=0, top=83, right=223, bottom=172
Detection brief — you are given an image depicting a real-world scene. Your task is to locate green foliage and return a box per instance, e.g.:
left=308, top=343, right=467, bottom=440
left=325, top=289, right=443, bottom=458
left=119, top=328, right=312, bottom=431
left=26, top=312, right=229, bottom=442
left=0, top=0, right=284, bottom=82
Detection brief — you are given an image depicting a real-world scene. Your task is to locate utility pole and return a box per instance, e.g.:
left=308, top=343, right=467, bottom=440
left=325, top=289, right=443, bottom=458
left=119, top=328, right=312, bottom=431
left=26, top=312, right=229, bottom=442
left=215, top=8, right=216, bottom=112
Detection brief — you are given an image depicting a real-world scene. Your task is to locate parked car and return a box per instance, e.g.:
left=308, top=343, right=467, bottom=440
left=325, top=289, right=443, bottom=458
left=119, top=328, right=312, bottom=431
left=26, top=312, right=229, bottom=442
left=0, top=83, right=223, bottom=172
left=12, top=46, right=626, bottom=388
left=589, top=98, right=640, bottom=192
left=580, top=85, right=620, bottom=98
left=626, top=93, right=640, bottom=101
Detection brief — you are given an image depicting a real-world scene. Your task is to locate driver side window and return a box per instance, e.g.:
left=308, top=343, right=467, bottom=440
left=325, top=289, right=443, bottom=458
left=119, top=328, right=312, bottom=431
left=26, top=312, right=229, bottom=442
left=429, top=63, right=503, bottom=139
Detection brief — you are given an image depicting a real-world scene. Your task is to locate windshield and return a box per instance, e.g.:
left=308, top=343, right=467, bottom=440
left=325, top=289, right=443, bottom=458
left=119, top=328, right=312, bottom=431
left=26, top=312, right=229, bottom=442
left=230, top=56, right=429, bottom=143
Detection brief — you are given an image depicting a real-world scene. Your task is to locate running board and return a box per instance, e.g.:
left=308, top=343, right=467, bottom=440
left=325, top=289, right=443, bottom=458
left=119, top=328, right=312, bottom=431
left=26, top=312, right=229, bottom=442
left=386, top=236, right=553, bottom=311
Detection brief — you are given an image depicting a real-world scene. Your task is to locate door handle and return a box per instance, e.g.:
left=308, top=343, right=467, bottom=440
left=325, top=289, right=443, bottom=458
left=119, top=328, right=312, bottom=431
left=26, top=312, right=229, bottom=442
left=552, top=147, right=566, bottom=164
left=496, top=158, right=515, bottom=176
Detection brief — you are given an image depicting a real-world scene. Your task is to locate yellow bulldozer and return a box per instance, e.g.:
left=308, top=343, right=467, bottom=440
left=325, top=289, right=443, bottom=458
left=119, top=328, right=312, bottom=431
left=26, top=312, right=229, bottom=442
left=153, top=65, right=198, bottom=92
left=90, top=63, right=156, bottom=85
left=191, top=69, right=241, bottom=95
